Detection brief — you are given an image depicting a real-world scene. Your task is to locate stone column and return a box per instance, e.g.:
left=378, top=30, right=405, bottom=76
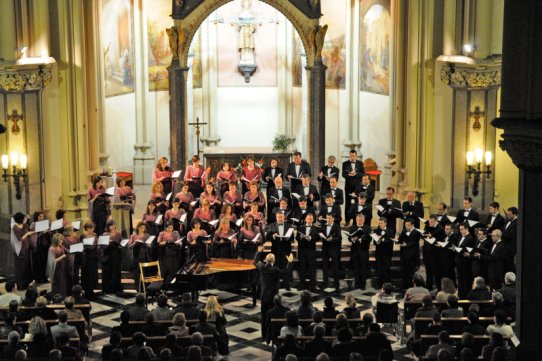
left=168, top=59, right=189, bottom=170
left=307, top=60, right=326, bottom=177
left=491, top=0, right=542, bottom=358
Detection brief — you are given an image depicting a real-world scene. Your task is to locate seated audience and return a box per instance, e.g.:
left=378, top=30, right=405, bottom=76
left=2, top=331, right=24, bottom=359
left=322, top=296, right=339, bottom=319
left=482, top=292, right=510, bottom=317
left=127, top=293, right=150, bottom=321
left=498, top=272, right=516, bottom=314
left=333, top=314, right=353, bottom=336
left=280, top=311, right=303, bottom=337
left=56, top=333, right=82, bottom=361
left=462, top=312, right=485, bottom=335
left=101, top=331, right=122, bottom=361
left=356, top=313, right=374, bottom=336
left=174, top=292, right=200, bottom=320
left=485, top=310, right=514, bottom=337
left=482, top=332, right=506, bottom=360
left=0, top=280, right=23, bottom=307
left=50, top=311, right=79, bottom=342
left=441, top=295, right=463, bottom=317
left=466, top=277, right=491, bottom=301
left=126, top=332, right=155, bottom=360
left=415, top=295, right=440, bottom=320
left=157, top=333, right=183, bottom=357
left=0, top=313, right=24, bottom=339
left=34, top=296, right=57, bottom=320
left=303, top=325, right=332, bottom=359
left=27, top=332, right=53, bottom=358
left=435, top=278, right=458, bottom=303
left=306, top=311, right=325, bottom=336
left=187, top=332, right=213, bottom=359
left=423, top=313, right=444, bottom=335
left=295, top=290, right=316, bottom=319
left=363, top=323, right=393, bottom=359
left=112, top=310, right=135, bottom=337
left=404, top=273, right=430, bottom=302
left=274, top=334, right=302, bottom=361
left=152, top=294, right=175, bottom=321
left=169, top=312, right=189, bottom=337
left=142, top=312, right=166, bottom=336
left=332, top=328, right=354, bottom=359
left=426, top=331, right=455, bottom=359
left=342, top=294, right=361, bottom=319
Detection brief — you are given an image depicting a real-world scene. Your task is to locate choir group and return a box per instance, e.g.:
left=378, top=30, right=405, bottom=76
left=9, top=150, right=518, bottom=302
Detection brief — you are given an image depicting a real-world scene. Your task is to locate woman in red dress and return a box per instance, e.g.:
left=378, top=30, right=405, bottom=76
left=216, top=162, right=237, bottom=196
left=223, top=182, right=243, bottom=217
left=47, top=233, right=69, bottom=297
left=115, top=176, right=136, bottom=236
left=212, top=219, right=237, bottom=259
left=184, top=155, right=206, bottom=198
left=247, top=202, right=266, bottom=230
left=193, top=199, right=216, bottom=234
left=153, top=156, right=173, bottom=196
left=157, top=220, right=182, bottom=284
left=187, top=219, right=210, bottom=261
left=200, top=183, right=222, bottom=218
left=243, top=182, right=266, bottom=213
left=241, top=158, right=261, bottom=194
left=165, top=198, right=186, bottom=234
left=129, top=222, right=150, bottom=289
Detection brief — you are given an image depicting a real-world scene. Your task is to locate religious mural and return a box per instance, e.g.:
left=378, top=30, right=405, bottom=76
left=292, top=32, right=304, bottom=87
left=360, top=0, right=391, bottom=95
left=146, top=0, right=202, bottom=91
left=321, top=0, right=347, bottom=89
left=216, top=0, right=279, bottom=87
left=101, top=0, right=135, bottom=97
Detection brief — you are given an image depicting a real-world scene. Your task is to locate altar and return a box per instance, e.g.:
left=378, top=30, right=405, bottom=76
left=203, top=147, right=292, bottom=178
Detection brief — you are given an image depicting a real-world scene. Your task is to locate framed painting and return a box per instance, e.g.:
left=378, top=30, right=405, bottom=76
left=321, top=0, right=347, bottom=89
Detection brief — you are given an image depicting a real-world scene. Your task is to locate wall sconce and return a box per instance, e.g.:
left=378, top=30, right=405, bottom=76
left=466, top=148, right=492, bottom=196
left=2, top=151, right=28, bottom=200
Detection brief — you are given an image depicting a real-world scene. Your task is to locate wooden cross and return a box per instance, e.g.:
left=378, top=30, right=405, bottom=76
left=7, top=109, right=23, bottom=135
left=188, top=117, right=208, bottom=156
left=469, top=106, right=485, bottom=131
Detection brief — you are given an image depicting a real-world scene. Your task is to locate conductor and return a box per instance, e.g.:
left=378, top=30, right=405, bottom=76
left=255, top=252, right=281, bottom=340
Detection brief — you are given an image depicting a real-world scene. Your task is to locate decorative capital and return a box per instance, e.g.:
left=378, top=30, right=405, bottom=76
left=492, top=117, right=542, bottom=170
left=0, top=59, right=55, bottom=92
left=439, top=60, right=501, bottom=90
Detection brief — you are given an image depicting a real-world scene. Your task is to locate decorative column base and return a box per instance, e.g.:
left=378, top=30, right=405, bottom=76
left=200, top=136, right=221, bottom=147
left=342, top=140, right=362, bottom=160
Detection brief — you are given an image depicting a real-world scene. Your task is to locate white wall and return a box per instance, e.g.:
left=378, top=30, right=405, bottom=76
left=359, top=91, right=391, bottom=169
left=104, top=94, right=137, bottom=171
left=146, top=90, right=170, bottom=158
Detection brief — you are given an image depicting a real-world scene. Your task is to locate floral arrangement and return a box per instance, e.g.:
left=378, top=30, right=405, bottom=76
left=272, top=134, right=295, bottom=152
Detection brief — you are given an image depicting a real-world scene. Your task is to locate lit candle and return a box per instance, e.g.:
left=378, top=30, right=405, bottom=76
left=1, top=155, right=8, bottom=170
left=10, top=151, right=18, bottom=167
left=485, top=151, right=492, bottom=166
left=475, top=148, right=483, bottom=163
left=466, top=151, right=474, bottom=166
left=20, top=154, right=27, bottom=169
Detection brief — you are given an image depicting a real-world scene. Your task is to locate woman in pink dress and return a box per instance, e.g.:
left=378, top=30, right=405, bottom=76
left=87, top=176, right=110, bottom=236
left=243, top=182, right=266, bottom=213
left=216, top=162, right=237, bottom=196
left=238, top=214, right=261, bottom=260
left=129, top=222, right=150, bottom=288
left=47, top=233, right=69, bottom=297
left=80, top=222, right=99, bottom=298
left=247, top=202, right=266, bottom=230
left=223, top=182, right=243, bottom=217
left=212, top=218, right=237, bottom=259
left=150, top=182, right=168, bottom=215
left=241, top=158, right=261, bottom=194
left=157, top=220, right=181, bottom=284
left=62, top=225, right=80, bottom=288
left=101, top=220, right=123, bottom=294
left=187, top=219, right=210, bottom=261
left=115, top=176, right=136, bottom=236
left=153, top=156, right=173, bottom=196
left=193, top=199, right=216, bottom=234
left=219, top=204, right=238, bottom=226
left=165, top=198, right=186, bottom=234
left=200, top=183, right=222, bottom=218
left=184, top=155, right=206, bottom=198
left=175, top=182, right=196, bottom=210
left=12, top=212, right=33, bottom=289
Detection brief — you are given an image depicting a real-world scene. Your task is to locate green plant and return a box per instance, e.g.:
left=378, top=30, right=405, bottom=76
left=272, top=134, right=295, bottom=152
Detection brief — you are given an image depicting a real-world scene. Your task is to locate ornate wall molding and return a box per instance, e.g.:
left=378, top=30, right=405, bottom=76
left=492, top=117, right=542, bottom=171
left=0, top=60, right=55, bottom=92
left=439, top=57, right=501, bottom=90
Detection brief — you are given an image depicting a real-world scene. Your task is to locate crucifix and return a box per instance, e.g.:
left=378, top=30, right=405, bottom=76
left=189, top=117, right=207, bottom=156
left=7, top=109, right=23, bottom=135
left=469, top=106, right=485, bottom=131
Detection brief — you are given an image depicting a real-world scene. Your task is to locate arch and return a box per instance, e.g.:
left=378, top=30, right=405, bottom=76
left=173, top=0, right=320, bottom=69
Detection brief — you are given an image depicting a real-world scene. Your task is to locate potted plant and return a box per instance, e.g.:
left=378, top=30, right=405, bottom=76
left=272, top=134, right=295, bottom=152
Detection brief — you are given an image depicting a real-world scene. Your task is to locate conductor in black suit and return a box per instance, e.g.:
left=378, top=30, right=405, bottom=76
left=402, top=191, right=425, bottom=229
left=286, top=151, right=311, bottom=189
left=480, top=230, right=508, bottom=290
left=455, top=223, right=475, bottom=298
left=502, top=207, right=518, bottom=273
left=255, top=252, right=281, bottom=339
left=377, top=187, right=402, bottom=231
left=342, top=149, right=365, bottom=225
left=265, top=211, right=295, bottom=290
left=318, top=155, right=340, bottom=195
left=398, top=218, right=421, bottom=289
left=262, top=157, right=283, bottom=192
left=485, top=202, right=506, bottom=234
left=296, top=213, right=319, bottom=291
left=320, top=213, right=342, bottom=292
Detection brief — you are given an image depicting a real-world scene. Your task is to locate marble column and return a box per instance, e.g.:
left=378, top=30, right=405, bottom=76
left=307, top=60, right=326, bottom=178
left=491, top=0, right=542, bottom=358
left=168, top=59, right=189, bottom=170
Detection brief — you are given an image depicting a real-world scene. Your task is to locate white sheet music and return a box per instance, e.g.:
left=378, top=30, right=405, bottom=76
left=35, top=220, right=49, bottom=232
left=69, top=243, right=84, bottom=253
left=98, top=235, right=110, bottom=246
left=50, top=219, right=63, bottom=231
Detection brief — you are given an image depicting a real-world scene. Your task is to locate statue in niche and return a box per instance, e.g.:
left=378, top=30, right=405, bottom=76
left=167, top=26, right=179, bottom=60
left=237, top=0, right=258, bottom=82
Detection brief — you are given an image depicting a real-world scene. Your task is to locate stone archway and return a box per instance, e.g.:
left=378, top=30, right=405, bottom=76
left=167, top=0, right=328, bottom=172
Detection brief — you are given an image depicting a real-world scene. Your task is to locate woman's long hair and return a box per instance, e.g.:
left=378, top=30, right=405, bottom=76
left=203, top=295, right=223, bottom=318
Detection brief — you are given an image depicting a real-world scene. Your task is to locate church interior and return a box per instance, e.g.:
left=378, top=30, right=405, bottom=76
left=0, top=0, right=541, bottom=360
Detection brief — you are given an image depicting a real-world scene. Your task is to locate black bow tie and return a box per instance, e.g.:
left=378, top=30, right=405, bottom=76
left=331, top=188, right=336, bottom=191
left=277, top=188, right=282, bottom=191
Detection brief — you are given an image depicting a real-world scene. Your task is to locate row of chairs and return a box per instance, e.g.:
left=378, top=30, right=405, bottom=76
left=0, top=305, right=91, bottom=321
left=119, top=335, right=214, bottom=351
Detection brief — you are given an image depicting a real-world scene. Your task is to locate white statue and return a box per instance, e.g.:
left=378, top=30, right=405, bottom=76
left=237, top=0, right=256, bottom=66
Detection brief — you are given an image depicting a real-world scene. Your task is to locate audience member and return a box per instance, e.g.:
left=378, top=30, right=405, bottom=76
left=315, top=353, right=331, bottom=361
left=0, top=313, right=24, bottom=339
left=265, top=295, right=291, bottom=343
left=128, top=293, right=150, bottom=321
left=21, top=285, right=38, bottom=307
left=483, top=292, right=510, bottom=317
left=186, top=345, right=202, bottom=361
left=356, top=313, right=374, bottom=336
left=303, top=325, right=332, bottom=359
left=462, top=312, right=485, bottom=335
left=0, top=280, right=23, bottom=307
left=14, top=349, right=27, bottom=361
left=174, top=293, right=200, bottom=320
left=101, top=331, right=122, bottom=361
left=188, top=332, right=213, bottom=359
left=56, top=333, right=82, bottom=361
left=23, top=316, right=47, bottom=341
left=280, top=311, right=303, bottom=337
left=441, top=295, right=463, bottom=317
left=414, top=295, right=439, bottom=320
left=169, top=312, right=189, bottom=337
left=423, top=313, right=444, bottom=335
left=126, top=332, right=155, bottom=360
left=274, top=333, right=302, bottom=361
left=331, top=328, right=354, bottom=360
left=426, top=331, right=455, bottom=359
left=435, top=278, right=457, bottom=303
left=306, top=311, right=325, bottom=336
left=142, top=312, right=166, bottom=336
left=342, top=294, right=361, bottom=319
left=295, top=290, right=316, bottom=319
left=111, top=310, right=134, bottom=337
left=50, top=311, right=79, bottom=342
left=322, top=296, right=339, bottom=319
left=2, top=331, right=24, bottom=359
left=333, top=314, right=353, bottom=336
left=34, top=296, right=57, bottom=320
left=466, top=277, right=491, bottom=301
left=485, top=310, right=513, bottom=337
left=363, top=323, right=392, bottom=359
left=157, top=333, right=183, bottom=357
left=481, top=332, right=505, bottom=359
left=27, top=332, right=53, bottom=358
left=152, top=294, right=175, bottom=321
left=498, top=272, right=516, bottom=314
left=404, top=273, right=430, bottom=302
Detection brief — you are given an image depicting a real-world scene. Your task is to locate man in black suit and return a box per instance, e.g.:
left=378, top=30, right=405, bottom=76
left=502, top=207, right=518, bottom=273
left=422, top=215, right=445, bottom=290
left=291, top=196, right=315, bottom=225
left=373, top=217, right=395, bottom=288
left=328, top=176, right=344, bottom=207
left=296, top=213, right=320, bottom=291
left=270, top=197, right=291, bottom=224
left=470, top=228, right=493, bottom=281
left=377, top=187, right=403, bottom=231
left=455, top=197, right=480, bottom=234
left=438, top=223, right=458, bottom=284
left=266, top=176, right=291, bottom=220
left=319, top=193, right=342, bottom=224
left=255, top=252, right=281, bottom=340
left=398, top=218, right=421, bottom=289
left=286, top=151, right=311, bottom=189
left=355, top=174, right=375, bottom=205
left=348, top=192, right=372, bottom=226
left=436, top=203, right=452, bottom=227
left=265, top=212, right=295, bottom=289
left=402, top=191, right=425, bottom=229
left=348, top=213, right=372, bottom=290
left=342, top=149, right=365, bottom=225
left=455, top=223, right=475, bottom=298
left=264, top=294, right=291, bottom=344
left=320, top=213, right=342, bottom=291
left=485, top=202, right=506, bottom=234
left=481, top=230, right=508, bottom=290
left=318, top=155, right=340, bottom=195
left=294, top=174, right=320, bottom=209
left=262, top=157, right=283, bottom=192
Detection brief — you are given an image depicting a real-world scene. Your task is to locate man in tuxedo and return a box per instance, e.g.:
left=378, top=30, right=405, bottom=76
left=262, top=158, right=283, bottom=193
left=291, top=196, right=315, bottom=225
left=255, top=252, right=281, bottom=339
left=377, top=187, right=403, bottom=231
left=398, top=219, right=421, bottom=290
left=286, top=151, right=311, bottom=189
left=455, top=223, right=475, bottom=298
left=455, top=197, right=480, bottom=233
left=402, top=191, right=425, bottom=229
left=265, top=212, right=295, bottom=290
left=342, top=149, right=365, bottom=225
left=470, top=228, right=493, bottom=281
left=348, top=214, right=372, bottom=290
left=267, top=177, right=291, bottom=220
left=318, top=155, right=340, bottom=195
left=320, top=213, right=342, bottom=292
left=373, top=217, right=395, bottom=288
left=319, top=193, right=342, bottom=224
left=436, top=203, right=451, bottom=227
left=481, top=230, right=507, bottom=290
left=355, top=174, right=375, bottom=205
left=438, top=223, right=458, bottom=284
left=348, top=192, right=372, bottom=226
left=502, top=207, right=518, bottom=273
left=485, top=202, right=506, bottom=234
left=296, top=213, right=320, bottom=291
left=294, top=174, right=320, bottom=209
left=328, top=176, right=344, bottom=207
left=422, top=215, right=445, bottom=291
left=270, top=198, right=291, bottom=224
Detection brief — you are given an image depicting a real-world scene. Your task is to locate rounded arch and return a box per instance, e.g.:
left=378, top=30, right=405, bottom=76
left=174, top=0, right=319, bottom=69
